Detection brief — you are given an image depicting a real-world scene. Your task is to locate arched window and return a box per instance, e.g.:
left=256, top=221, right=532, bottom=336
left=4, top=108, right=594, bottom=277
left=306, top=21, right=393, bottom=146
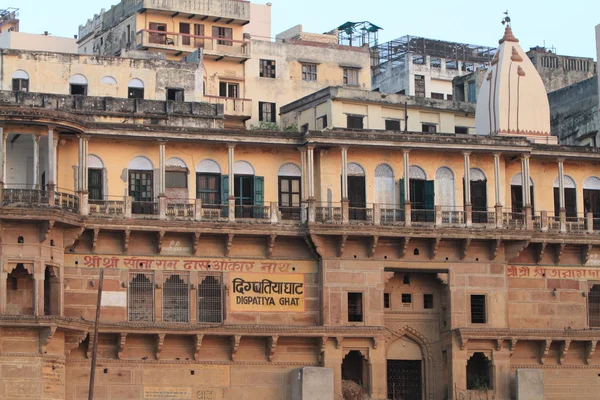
left=162, top=273, right=189, bottom=323
left=232, top=161, right=263, bottom=217
left=165, top=157, right=188, bottom=191
left=408, top=165, right=427, bottom=180
left=466, top=168, right=488, bottom=222
left=128, top=78, right=145, bottom=99
left=12, top=70, right=29, bottom=92
left=435, top=167, right=455, bottom=209
left=584, top=177, right=600, bottom=226
left=100, top=76, right=117, bottom=85
left=346, top=163, right=366, bottom=220
left=375, top=163, right=395, bottom=206
left=70, top=74, right=88, bottom=95
left=405, top=166, right=433, bottom=219
left=553, top=175, right=577, bottom=217
left=196, top=160, right=222, bottom=206
left=128, top=156, right=154, bottom=213
left=278, top=163, right=302, bottom=220
left=87, top=154, right=105, bottom=201
left=510, top=173, right=535, bottom=213
left=127, top=272, right=154, bottom=322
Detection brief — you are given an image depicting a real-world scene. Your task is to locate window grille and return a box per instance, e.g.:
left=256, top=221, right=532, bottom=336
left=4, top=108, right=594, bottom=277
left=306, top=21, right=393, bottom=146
left=198, top=274, right=223, bottom=323
left=384, top=293, right=390, bottom=309
left=260, top=59, right=276, bottom=78
left=424, top=294, right=434, bottom=309
left=343, top=68, right=359, bottom=85
left=163, top=273, right=190, bottom=323
left=470, top=295, right=486, bottom=324
left=128, top=272, right=154, bottom=322
left=402, top=293, right=412, bottom=303
left=302, top=63, right=317, bottom=81
left=348, top=292, right=363, bottom=322
left=589, top=284, right=600, bottom=328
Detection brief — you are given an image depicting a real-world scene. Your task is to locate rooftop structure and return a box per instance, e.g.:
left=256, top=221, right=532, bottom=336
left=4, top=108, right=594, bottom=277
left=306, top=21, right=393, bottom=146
left=527, top=45, right=597, bottom=92
left=0, top=7, right=18, bottom=32
left=336, top=21, right=382, bottom=48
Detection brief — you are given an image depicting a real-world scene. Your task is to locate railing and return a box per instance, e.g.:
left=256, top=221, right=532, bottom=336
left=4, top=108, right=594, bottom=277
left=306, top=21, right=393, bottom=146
left=502, top=211, right=525, bottom=229
left=54, top=189, right=79, bottom=213
left=472, top=209, right=496, bottom=225
left=2, top=188, right=49, bottom=208
left=88, top=198, right=126, bottom=218
left=548, top=215, right=561, bottom=232
left=533, top=214, right=542, bottom=231
left=235, top=204, right=270, bottom=220
left=411, top=209, right=435, bottom=226
left=203, top=96, right=252, bottom=117
left=315, top=203, right=342, bottom=224
left=441, top=208, right=465, bottom=225
left=565, top=215, right=587, bottom=233
left=380, top=205, right=404, bottom=225
left=201, top=204, right=229, bottom=221
left=132, top=201, right=159, bottom=217
left=349, top=205, right=374, bottom=223
left=136, top=29, right=251, bottom=57
left=166, top=201, right=195, bottom=220
left=278, top=204, right=304, bottom=222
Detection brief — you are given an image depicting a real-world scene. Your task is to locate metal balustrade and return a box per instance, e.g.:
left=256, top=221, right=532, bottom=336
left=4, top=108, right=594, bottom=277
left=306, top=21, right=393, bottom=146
left=411, top=209, right=435, bottom=226
left=349, top=205, right=374, bottom=223
left=235, top=204, right=270, bottom=221
left=132, top=201, right=159, bottom=217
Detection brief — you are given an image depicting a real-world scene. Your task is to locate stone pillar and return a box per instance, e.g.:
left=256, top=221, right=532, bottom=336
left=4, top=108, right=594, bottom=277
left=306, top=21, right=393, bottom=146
left=299, top=148, right=308, bottom=223
left=541, top=210, right=548, bottom=232
left=493, top=153, right=501, bottom=206
left=77, top=136, right=83, bottom=192
left=33, top=134, right=40, bottom=189
left=340, top=147, right=348, bottom=200
left=189, top=273, right=198, bottom=323
left=228, top=144, right=236, bottom=221
left=82, top=137, right=89, bottom=193
left=373, top=203, right=381, bottom=226
left=0, top=125, right=6, bottom=200
left=270, top=202, right=279, bottom=223
left=403, top=150, right=411, bottom=226
left=194, top=198, right=203, bottom=221
left=0, top=269, right=7, bottom=314
left=522, top=155, right=533, bottom=229
left=587, top=212, right=594, bottom=233
left=307, top=146, right=315, bottom=199
left=158, top=141, right=166, bottom=196
left=159, top=196, right=167, bottom=220
left=47, top=126, right=55, bottom=190
left=125, top=196, right=132, bottom=218
left=558, top=158, right=565, bottom=211
left=463, top=152, right=471, bottom=205
left=493, top=349, right=512, bottom=400
left=435, top=205, right=442, bottom=226
left=33, top=261, right=45, bottom=317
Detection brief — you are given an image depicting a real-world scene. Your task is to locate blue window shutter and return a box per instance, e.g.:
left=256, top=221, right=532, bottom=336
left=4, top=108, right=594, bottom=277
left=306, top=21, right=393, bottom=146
left=424, top=180, right=435, bottom=210
left=254, top=176, right=264, bottom=206
left=221, top=175, right=229, bottom=203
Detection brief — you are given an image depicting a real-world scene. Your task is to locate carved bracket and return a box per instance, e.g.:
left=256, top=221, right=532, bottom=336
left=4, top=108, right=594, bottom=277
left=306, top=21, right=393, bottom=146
left=64, top=331, right=87, bottom=357
left=372, top=337, right=381, bottom=350
left=225, top=234, right=235, bottom=257
left=123, top=229, right=131, bottom=254
left=68, top=227, right=85, bottom=251
left=461, top=238, right=472, bottom=260
left=157, top=231, right=166, bottom=254
left=308, top=234, right=324, bottom=259
left=495, top=339, right=503, bottom=351
left=118, top=333, right=127, bottom=360
left=156, top=334, right=165, bottom=360
left=458, top=333, right=468, bottom=351
left=509, top=339, right=518, bottom=356
left=86, top=333, right=95, bottom=359
left=193, top=232, right=202, bottom=255
left=231, top=335, right=241, bottom=361
left=194, top=334, right=204, bottom=361
left=555, top=243, right=566, bottom=264
left=40, top=325, right=57, bottom=354
left=581, top=244, right=593, bottom=265
left=41, top=220, right=55, bottom=243
left=320, top=336, right=329, bottom=355
left=430, top=237, right=441, bottom=260
left=335, top=337, right=344, bottom=349
left=559, top=339, right=571, bottom=365
left=267, top=335, right=279, bottom=362
left=585, top=340, right=597, bottom=365
left=537, top=242, right=547, bottom=264
left=490, top=239, right=502, bottom=261
left=267, top=234, right=277, bottom=258
left=369, top=236, right=379, bottom=259
left=91, top=229, right=100, bottom=253
left=540, top=339, right=552, bottom=364
left=338, top=235, right=348, bottom=258
left=401, top=237, right=411, bottom=258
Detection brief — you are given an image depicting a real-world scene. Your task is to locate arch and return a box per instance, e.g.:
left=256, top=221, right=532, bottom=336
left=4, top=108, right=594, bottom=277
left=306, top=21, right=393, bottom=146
left=435, top=167, right=455, bottom=208
left=584, top=177, right=600, bottom=190
left=69, top=74, right=88, bottom=85
left=87, top=154, right=104, bottom=169
left=375, top=163, right=395, bottom=205
left=128, top=78, right=144, bottom=88
left=196, top=159, right=221, bottom=174
left=128, top=156, right=153, bottom=170
left=12, top=70, right=29, bottom=80
left=387, top=336, right=423, bottom=360
left=409, top=165, right=427, bottom=180
left=166, top=157, right=187, bottom=169
left=470, top=168, right=486, bottom=181
left=278, top=163, right=301, bottom=177
left=347, top=162, right=365, bottom=176
left=234, top=161, right=255, bottom=175
left=510, top=172, right=534, bottom=186
left=100, top=76, right=117, bottom=85
left=554, top=175, right=576, bottom=189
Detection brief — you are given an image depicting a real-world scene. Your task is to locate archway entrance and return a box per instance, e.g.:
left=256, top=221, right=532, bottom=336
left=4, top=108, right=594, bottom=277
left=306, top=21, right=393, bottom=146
left=387, top=335, right=424, bottom=400
left=342, top=350, right=368, bottom=398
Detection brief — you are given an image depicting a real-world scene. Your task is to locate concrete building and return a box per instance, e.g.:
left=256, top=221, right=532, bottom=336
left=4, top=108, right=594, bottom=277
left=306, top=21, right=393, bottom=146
left=527, top=46, right=596, bottom=93
left=245, top=2, right=272, bottom=40
left=281, top=86, right=475, bottom=134
left=371, top=35, right=496, bottom=100
left=4, top=16, right=600, bottom=400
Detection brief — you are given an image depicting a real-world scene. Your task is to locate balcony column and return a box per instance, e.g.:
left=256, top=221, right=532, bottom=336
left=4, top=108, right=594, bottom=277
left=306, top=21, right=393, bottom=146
left=158, top=141, right=167, bottom=220
left=307, top=146, right=315, bottom=223
left=463, top=152, right=472, bottom=227
left=47, top=126, right=56, bottom=207
left=341, top=147, right=349, bottom=224
left=403, top=150, right=411, bottom=227
left=299, top=147, right=308, bottom=223
left=558, top=158, right=566, bottom=232
left=522, top=155, right=533, bottom=229
left=33, top=134, right=40, bottom=190
left=228, top=144, right=236, bottom=222
left=493, top=153, right=503, bottom=228
left=0, top=125, right=6, bottom=201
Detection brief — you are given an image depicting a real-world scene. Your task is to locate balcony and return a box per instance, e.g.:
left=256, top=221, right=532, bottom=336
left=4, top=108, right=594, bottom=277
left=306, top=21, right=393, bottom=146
left=136, top=30, right=251, bottom=61
left=203, top=96, right=252, bottom=119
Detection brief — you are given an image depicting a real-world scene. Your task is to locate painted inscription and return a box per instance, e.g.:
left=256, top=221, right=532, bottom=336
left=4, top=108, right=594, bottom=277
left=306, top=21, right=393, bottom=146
left=144, top=387, right=192, bottom=399
left=65, top=254, right=316, bottom=274
left=230, top=273, right=305, bottom=312
left=507, top=266, right=600, bottom=279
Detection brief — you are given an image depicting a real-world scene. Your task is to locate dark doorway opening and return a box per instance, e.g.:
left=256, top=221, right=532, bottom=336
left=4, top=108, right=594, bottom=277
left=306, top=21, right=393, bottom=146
left=44, top=266, right=60, bottom=316
left=7, top=264, right=34, bottom=315
left=466, top=352, right=491, bottom=390
left=387, top=360, right=422, bottom=400
left=348, top=176, right=366, bottom=220
left=511, top=184, right=535, bottom=214
left=342, top=351, right=368, bottom=398
left=554, top=187, right=577, bottom=217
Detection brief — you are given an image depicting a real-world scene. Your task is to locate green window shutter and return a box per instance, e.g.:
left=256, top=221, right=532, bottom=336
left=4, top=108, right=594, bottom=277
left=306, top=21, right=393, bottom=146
left=254, top=176, right=264, bottom=206
left=399, top=178, right=405, bottom=209
left=221, top=175, right=229, bottom=203
left=424, top=180, right=435, bottom=210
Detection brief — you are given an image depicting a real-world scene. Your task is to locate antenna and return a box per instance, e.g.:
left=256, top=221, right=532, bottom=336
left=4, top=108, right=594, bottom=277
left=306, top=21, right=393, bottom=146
left=501, top=10, right=511, bottom=27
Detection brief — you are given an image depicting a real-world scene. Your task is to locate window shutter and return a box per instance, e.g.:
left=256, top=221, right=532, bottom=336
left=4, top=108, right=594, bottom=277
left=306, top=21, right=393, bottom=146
left=254, top=176, right=264, bottom=206
left=221, top=175, right=229, bottom=203
left=424, top=180, right=435, bottom=210
left=270, top=103, right=276, bottom=122
left=399, top=178, right=405, bottom=209
left=258, top=102, right=264, bottom=122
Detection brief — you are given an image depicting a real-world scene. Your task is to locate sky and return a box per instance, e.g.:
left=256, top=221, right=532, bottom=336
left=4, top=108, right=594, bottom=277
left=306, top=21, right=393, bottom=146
left=11, top=0, right=600, bottom=59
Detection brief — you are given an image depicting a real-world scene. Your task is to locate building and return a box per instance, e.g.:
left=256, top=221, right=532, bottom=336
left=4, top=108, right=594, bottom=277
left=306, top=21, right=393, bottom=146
left=527, top=46, right=596, bottom=93
left=0, top=7, right=77, bottom=53
left=280, top=86, right=476, bottom=134
left=5, top=15, right=600, bottom=400
left=371, top=35, right=496, bottom=100
left=244, top=2, right=272, bottom=40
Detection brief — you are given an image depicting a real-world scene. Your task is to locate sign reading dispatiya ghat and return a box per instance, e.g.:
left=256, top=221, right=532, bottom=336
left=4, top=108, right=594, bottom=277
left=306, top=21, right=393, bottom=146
left=507, top=265, right=600, bottom=280
left=230, top=273, right=305, bottom=312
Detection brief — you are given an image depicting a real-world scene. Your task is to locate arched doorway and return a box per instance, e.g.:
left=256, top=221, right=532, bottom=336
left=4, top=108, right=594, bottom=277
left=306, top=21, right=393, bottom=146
left=387, top=335, right=424, bottom=400
left=510, top=173, right=535, bottom=213
left=128, top=156, right=155, bottom=215
left=466, top=168, right=488, bottom=223
left=584, top=177, right=600, bottom=229
left=375, top=163, right=395, bottom=206
left=278, top=163, right=302, bottom=220
left=347, top=163, right=366, bottom=220
left=342, top=350, right=368, bottom=399
left=554, top=175, right=577, bottom=217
